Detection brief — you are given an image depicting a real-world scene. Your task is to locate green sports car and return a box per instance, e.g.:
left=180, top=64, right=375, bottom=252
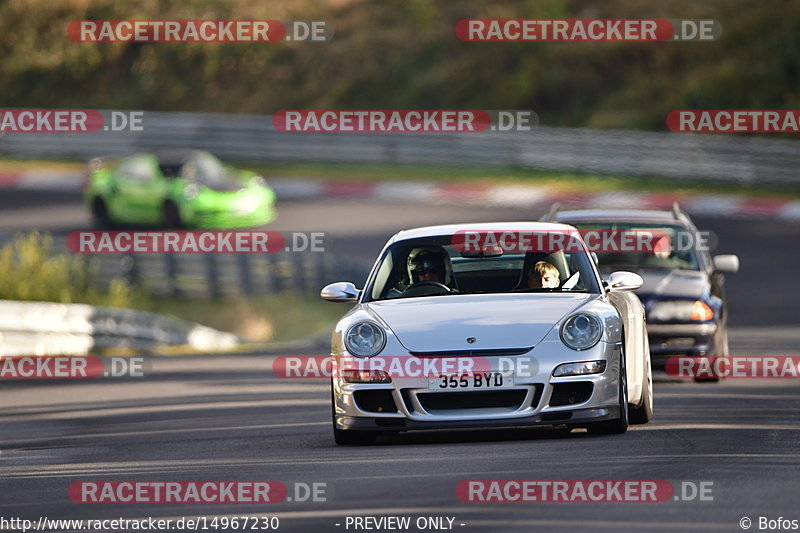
left=84, top=150, right=276, bottom=229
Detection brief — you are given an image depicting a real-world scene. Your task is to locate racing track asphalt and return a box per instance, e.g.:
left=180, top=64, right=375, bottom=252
left=1, top=187, right=799, bottom=532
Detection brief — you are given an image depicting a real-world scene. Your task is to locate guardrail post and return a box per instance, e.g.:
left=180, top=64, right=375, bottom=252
left=293, top=253, right=307, bottom=292
left=164, top=254, right=180, bottom=297
left=315, top=252, right=327, bottom=294
left=269, top=253, right=283, bottom=292
left=204, top=253, right=220, bottom=299
left=120, top=254, right=139, bottom=287
left=237, top=253, right=253, bottom=297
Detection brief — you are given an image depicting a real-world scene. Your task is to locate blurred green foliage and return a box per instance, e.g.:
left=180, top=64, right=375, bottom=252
left=1, top=0, right=798, bottom=129
left=0, top=231, right=143, bottom=307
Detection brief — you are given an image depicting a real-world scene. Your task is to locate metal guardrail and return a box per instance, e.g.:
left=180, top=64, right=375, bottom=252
left=4, top=233, right=374, bottom=299
left=1, top=111, right=799, bottom=186
left=0, top=299, right=239, bottom=356
left=88, top=249, right=371, bottom=299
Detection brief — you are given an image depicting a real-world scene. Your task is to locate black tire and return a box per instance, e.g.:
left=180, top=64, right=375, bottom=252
left=694, top=327, right=728, bottom=383
left=587, top=346, right=629, bottom=435
left=333, top=427, right=377, bottom=446
left=91, top=197, right=113, bottom=228
left=331, top=382, right=377, bottom=446
left=163, top=201, right=183, bottom=229
left=693, top=372, right=720, bottom=383
left=630, top=357, right=653, bottom=424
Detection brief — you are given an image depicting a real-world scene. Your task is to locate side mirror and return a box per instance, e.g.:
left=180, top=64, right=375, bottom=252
left=713, top=254, right=739, bottom=274
left=320, top=282, right=360, bottom=302
left=605, top=271, right=643, bottom=292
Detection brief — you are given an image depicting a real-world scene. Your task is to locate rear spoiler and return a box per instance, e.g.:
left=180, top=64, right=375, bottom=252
left=87, top=153, right=130, bottom=172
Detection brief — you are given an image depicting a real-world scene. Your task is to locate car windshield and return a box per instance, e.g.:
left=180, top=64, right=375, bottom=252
left=181, top=152, right=239, bottom=188
left=365, top=235, right=601, bottom=301
left=572, top=222, right=701, bottom=271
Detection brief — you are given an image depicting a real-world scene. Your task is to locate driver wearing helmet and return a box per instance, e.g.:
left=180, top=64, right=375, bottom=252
left=408, top=248, right=446, bottom=284
left=386, top=247, right=457, bottom=298
left=403, top=247, right=458, bottom=294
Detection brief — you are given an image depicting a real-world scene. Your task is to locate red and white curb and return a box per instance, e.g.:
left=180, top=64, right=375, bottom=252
left=269, top=178, right=800, bottom=221
left=0, top=169, right=85, bottom=191
left=1, top=169, right=798, bottom=221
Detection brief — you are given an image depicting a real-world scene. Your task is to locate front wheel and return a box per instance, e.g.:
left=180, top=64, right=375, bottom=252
left=163, top=201, right=183, bottom=229
left=630, top=358, right=653, bottom=424
left=91, top=197, right=113, bottom=228
left=695, top=327, right=729, bottom=383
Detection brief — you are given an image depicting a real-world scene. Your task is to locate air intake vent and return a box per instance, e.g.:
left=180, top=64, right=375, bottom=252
left=549, top=382, right=593, bottom=407
left=353, top=390, right=398, bottom=413
left=418, top=390, right=527, bottom=410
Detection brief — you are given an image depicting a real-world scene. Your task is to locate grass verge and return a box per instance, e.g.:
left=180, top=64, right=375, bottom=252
left=2, top=157, right=799, bottom=198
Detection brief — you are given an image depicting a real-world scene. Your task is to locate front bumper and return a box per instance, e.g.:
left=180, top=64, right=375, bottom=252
left=337, top=406, right=620, bottom=432
left=188, top=206, right=276, bottom=229
left=332, top=341, right=623, bottom=433
left=647, top=323, right=718, bottom=361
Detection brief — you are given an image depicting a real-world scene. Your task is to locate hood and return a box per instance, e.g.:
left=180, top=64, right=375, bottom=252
left=198, top=179, right=244, bottom=192
left=367, top=293, right=594, bottom=352
left=600, top=267, right=709, bottom=302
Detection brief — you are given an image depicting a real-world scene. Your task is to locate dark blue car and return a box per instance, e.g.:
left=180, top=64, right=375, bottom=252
left=544, top=203, right=739, bottom=381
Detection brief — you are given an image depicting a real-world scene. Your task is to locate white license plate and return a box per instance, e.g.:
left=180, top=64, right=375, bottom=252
left=427, top=372, right=514, bottom=391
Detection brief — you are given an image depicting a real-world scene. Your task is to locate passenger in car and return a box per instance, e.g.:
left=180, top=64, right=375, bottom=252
left=528, top=261, right=560, bottom=289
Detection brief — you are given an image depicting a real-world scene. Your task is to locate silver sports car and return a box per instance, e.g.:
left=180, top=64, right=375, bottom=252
left=321, top=222, right=652, bottom=444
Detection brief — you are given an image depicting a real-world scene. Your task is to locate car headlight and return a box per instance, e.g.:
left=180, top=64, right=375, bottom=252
left=553, top=360, right=606, bottom=377
left=690, top=301, right=714, bottom=321
left=649, top=300, right=714, bottom=321
left=234, top=195, right=262, bottom=214
left=345, top=322, right=386, bottom=357
left=560, top=313, right=603, bottom=351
